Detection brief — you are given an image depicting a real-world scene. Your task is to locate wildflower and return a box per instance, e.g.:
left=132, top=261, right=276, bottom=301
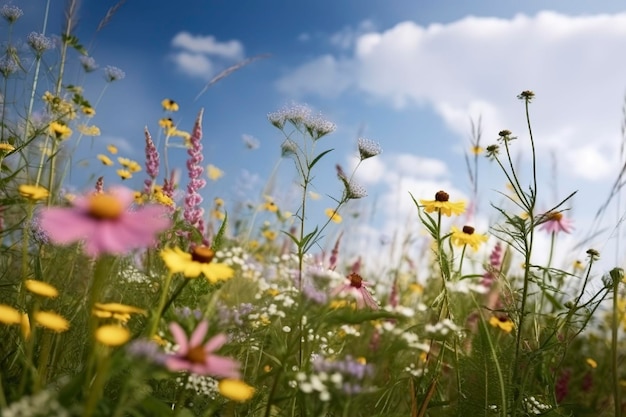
left=34, top=311, right=69, bottom=332
left=25, top=279, right=59, bottom=298
left=539, top=211, right=573, bottom=234
left=0, top=56, right=18, bottom=77
left=485, top=144, right=499, bottom=158
left=27, top=32, right=53, bottom=55
left=144, top=128, right=159, bottom=193
left=218, top=379, right=255, bottom=402
left=336, top=165, right=367, bottom=199
left=0, top=304, right=22, bottom=325
left=166, top=320, right=240, bottom=378
left=19, top=184, right=49, bottom=201
left=183, top=110, right=206, bottom=235
left=280, top=139, right=298, bottom=157
left=305, top=113, right=336, bottom=140
left=262, top=230, right=277, bottom=241
left=325, top=208, right=342, bottom=224
left=573, top=260, right=584, bottom=271
left=81, top=106, right=96, bottom=117
left=517, top=90, right=535, bottom=101
left=450, top=225, right=488, bottom=251
left=77, top=124, right=100, bottom=136
left=93, top=302, right=147, bottom=323
left=586, top=358, right=597, bottom=369
left=1, top=4, right=23, bottom=23
left=586, top=248, right=600, bottom=261
left=49, top=121, right=72, bottom=140
left=97, top=154, right=113, bottom=166
left=419, top=190, right=465, bottom=217
left=471, top=145, right=483, bottom=155
left=489, top=315, right=514, bottom=333
left=103, top=65, right=125, bottom=82
left=95, top=325, right=131, bottom=346
left=107, top=144, right=118, bottom=154
left=261, top=196, right=278, bottom=212
left=207, top=164, right=224, bottom=181
left=117, top=169, right=131, bottom=180
left=160, top=246, right=234, bottom=283
left=38, top=186, right=171, bottom=257
left=78, top=56, right=97, bottom=72
left=357, top=138, right=382, bottom=160
left=161, top=98, right=179, bottom=112
left=331, top=272, right=378, bottom=310
left=0, top=142, right=15, bottom=152
left=159, top=117, right=174, bottom=130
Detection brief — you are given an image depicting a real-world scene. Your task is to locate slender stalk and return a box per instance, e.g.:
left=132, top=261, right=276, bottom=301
left=612, top=271, right=622, bottom=417
left=148, top=271, right=175, bottom=338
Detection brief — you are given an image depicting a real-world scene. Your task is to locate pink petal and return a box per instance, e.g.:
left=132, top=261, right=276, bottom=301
left=190, top=321, right=209, bottom=347
left=39, top=208, right=96, bottom=244
left=169, top=322, right=189, bottom=354
left=109, top=186, right=136, bottom=208
left=203, top=333, right=227, bottom=353
left=205, top=355, right=241, bottom=379
left=165, top=357, right=192, bottom=372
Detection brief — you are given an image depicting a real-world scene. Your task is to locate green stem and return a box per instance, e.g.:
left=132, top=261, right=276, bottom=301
left=612, top=276, right=622, bottom=417
left=82, top=347, right=111, bottom=417
left=148, top=272, right=174, bottom=338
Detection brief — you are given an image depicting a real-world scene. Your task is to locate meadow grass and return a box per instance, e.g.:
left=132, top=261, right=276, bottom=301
left=0, top=3, right=624, bottom=417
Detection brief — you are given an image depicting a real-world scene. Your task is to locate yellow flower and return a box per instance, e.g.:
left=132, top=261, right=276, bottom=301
left=160, top=246, right=234, bottom=283
left=95, top=325, right=130, bottom=346
left=450, top=225, right=488, bottom=251
left=161, top=98, right=179, bottom=112
left=34, top=311, right=70, bottom=332
left=262, top=196, right=278, bottom=212
left=308, top=191, right=321, bottom=200
left=49, top=121, right=72, bottom=140
left=218, top=379, right=255, bottom=402
left=207, top=164, right=224, bottom=181
left=171, top=129, right=191, bottom=142
left=97, top=154, right=114, bottom=166
left=77, top=124, right=101, bottom=136
left=214, top=197, right=225, bottom=207
left=153, top=189, right=174, bottom=207
left=0, top=304, right=22, bottom=325
left=211, top=209, right=225, bottom=220
left=586, top=358, right=597, bottom=369
left=409, top=283, right=424, bottom=295
left=262, top=230, right=277, bottom=241
left=0, top=142, right=15, bottom=152
left=325, top=208, right=342, bottom=223
left=93, top=302, right=147, bottom=316
left=573, top=260, right=584, bottom=271
left=18, top=184, right=49, bottom=201
left=25, top=279, right=59, bottom=298
left=107, top=144, right=118, bottom=154
left=134, top=192, right=147, bottom=205
left=471, top=145, right=483, bottom=155
left=81, top=106, right=96, bottom=117
left=159, top=117, right=174, bottom=130
left=419, top=190, right=465, bottom=217
left=489, top=316, right=514, bottom=333
left=117, top=169, right=132, bottom=180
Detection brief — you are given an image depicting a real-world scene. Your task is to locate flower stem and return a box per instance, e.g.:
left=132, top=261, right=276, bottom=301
left=149, top=272, right=174, bottom=338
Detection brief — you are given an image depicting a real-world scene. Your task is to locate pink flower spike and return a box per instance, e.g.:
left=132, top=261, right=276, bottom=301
left=165, top=321, right=240, bottom=379
left=331, top=272, right=379, bottom=310
left=38, top=186, right=171, bottom=257
left=539, top=211, right=573, bottom=234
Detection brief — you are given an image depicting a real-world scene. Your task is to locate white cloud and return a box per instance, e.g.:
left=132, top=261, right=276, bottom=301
left=169, top=32, right=245, bottom=80
left=277, top=11, right=626, bottom=181
left=171, top=32, right=244, bottom=60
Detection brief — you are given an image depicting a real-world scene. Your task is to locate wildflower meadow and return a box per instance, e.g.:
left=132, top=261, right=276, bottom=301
left=1, top=2, right=626, bottom=417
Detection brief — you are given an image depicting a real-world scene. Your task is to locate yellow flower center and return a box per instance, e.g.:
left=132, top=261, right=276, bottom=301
left=185, top=345, right=206, bottom=364
left=191, top=246, right=215, bottom=263
left=547, top=211, right=563, bottom=221
left=348, top=272, right=363, bottom=289
left=462, top=225, right=475, bottom=235
left=87, top=194, right=124, bottom=220
left=435, top=190, right=449, bottom=202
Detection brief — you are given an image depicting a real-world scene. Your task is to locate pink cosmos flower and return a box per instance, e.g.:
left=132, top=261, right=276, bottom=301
left=38, top=186, right=171, bottom=257
left=331, top=272, right=379, bottom=310
left=539, top=211, right=573, bottom=234
left=166, top=320, right=240, bottom=378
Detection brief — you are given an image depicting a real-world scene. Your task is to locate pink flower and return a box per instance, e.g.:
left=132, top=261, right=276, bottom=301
left=38, top=186, right=171, bottom=257
left=166, top=321, right=240, bottom=378
left=331, top=272, right=379, bottom=310
left=539, top=211, right=573, bottom=234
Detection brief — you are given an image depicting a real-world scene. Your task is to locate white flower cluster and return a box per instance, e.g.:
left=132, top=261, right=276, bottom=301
left=295, top=371, right=342, bottom=402
left=216, top=246, right=262, bottom=280
left=446, top=279, right=488, bottom=294
left=177, top=374, right=218, bottom=398
left=523, top=396, right=552, bottom=414
left=375, top=321, right=430, bottom=352
left=2, top=389, right=70, bottom=417
left=404, top=362, right=428, bottom=378
left=425, top=318, right=461, bottom=337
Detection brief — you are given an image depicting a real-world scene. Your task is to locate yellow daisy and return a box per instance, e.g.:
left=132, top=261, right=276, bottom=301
left=34, top=311, right=70, bottom=332
left=325, top=208, right=342, bottom=224
left=18, top=184, right=49, bottom=201
left=0, top=304, right=22, bottom=325
left=207, top=164, right=224, bottom=181
left=261, top=196, right=278, bottom=212
left=49, top=121, right=72, bottom=140
left=450, top=225, right=488, bottom=251
left=161, top=98, right=179, bottom=112
left=95, top=325, right=130, bottom=346
left=218, top=379, right=255, bottom=402
left=77, top=124, right=101, bottom=136
left=489, top=316, right=514, bottom=333
left=97, top=154, right=114, bottom=166
left=159, top=117, right=174, bottom=130
left=419, top=190, right=465, bottom=217
left=107, top=144, right=118, bottom=154
left=117, top=169, right=132, bottom=180
left=24, top=279, right=59, bottom=298
left=160, top=246, right=234, bottom=283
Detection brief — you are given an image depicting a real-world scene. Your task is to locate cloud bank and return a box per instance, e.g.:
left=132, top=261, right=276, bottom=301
left=170, top=32, right=245, bottom=80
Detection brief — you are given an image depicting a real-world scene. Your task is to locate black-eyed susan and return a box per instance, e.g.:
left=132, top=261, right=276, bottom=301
left=159, top=117, right=174, bottom=130
left=117, top=169, right=131, bottom=180
left=49, top=121, right=72, bottom=140
left=25, top=279, right=59, bottom=298
left=218, top=379, right=255, bottom=402
left=325, top=208, right=342, bottom=224
left=207, top=164, right=224, bottom=181
left=161, top=98, right=179, bottom=112
left=18, top=184, right=49, bottom=201
left=34, top=311, right=69, bottom=332
left=489, top=315, right=514, bottom=333
left=97, top=154, right=113, bottom=166
left=450, top=225, right=488, bottom=251
left=95, top=325, right=130, bottom=346
left=419, top=190, right=465, bottom=217
left=160, top=246, right=234, bottom=283
left=261, top=196, right=278, bottom=212
left=81, top=106, right=96, bottom=117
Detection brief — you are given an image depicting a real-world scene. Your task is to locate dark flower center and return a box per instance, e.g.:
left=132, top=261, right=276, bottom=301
left=434, top=190, right=449, bottom=202
left=348, top=272, right=363, bottom=289
left=191, top=246, right=215, bottom=263
left=462, top=225, right=475, bottom=235
left=185, top=345, right=206, bottom=364
left=547, top=211, right=563, bottom=221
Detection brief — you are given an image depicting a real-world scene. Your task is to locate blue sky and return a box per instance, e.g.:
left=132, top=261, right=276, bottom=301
left=8, top=0, right=626, bottom=272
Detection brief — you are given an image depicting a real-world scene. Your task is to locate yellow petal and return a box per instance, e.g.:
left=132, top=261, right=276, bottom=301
left=95, top=325, right=130, bottom=346
left=218, top=379, right=255, bottom=402
left=25, top=279, right=59, bottom=298
left=34, top=311, right=69, bottom=332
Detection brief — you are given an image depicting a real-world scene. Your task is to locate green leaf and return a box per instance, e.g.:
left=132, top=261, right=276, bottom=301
left=308, top=148, right=334, bottom=170
left=211, top=212, right=228, bottom=251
